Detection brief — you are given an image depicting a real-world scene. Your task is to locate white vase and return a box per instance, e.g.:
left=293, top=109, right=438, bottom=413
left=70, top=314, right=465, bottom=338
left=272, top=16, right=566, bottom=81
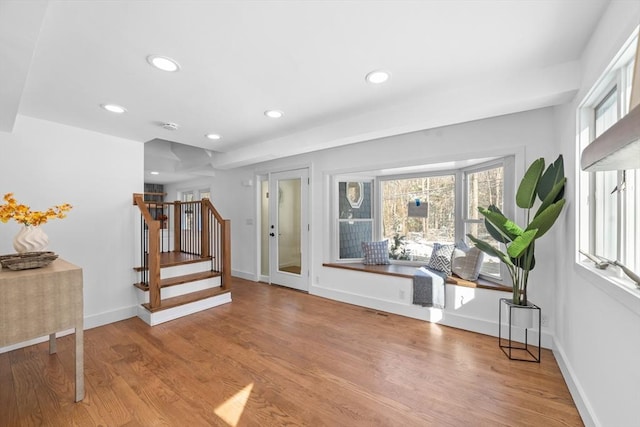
left=13, top=225, right=49, bottom=253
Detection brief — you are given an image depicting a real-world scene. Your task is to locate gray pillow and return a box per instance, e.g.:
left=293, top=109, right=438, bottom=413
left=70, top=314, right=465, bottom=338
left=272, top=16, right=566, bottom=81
left=452, top=240, right=485, bottom=281
left=426, top=243, right=455, bottom=275
left=361, top=240, right=390, bottom=265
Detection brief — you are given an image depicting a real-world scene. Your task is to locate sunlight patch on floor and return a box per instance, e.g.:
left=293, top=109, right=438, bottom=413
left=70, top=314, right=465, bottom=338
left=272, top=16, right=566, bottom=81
left=214, top=383, right=254, bottom=426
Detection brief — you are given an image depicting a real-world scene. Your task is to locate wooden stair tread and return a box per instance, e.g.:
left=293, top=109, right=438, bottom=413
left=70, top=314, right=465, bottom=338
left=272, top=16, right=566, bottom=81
left=133, top=253, right=213, bottom=272
left=134, top=271, right=222, bottom=291
left=160, top=256, right=213, bottom=269
left=161, top=271, right=221, bottom=288
left=142, top=287, right=230, bottom=313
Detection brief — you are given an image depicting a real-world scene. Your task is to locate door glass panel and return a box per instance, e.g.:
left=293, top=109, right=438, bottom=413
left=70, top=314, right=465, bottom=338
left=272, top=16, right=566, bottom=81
left=278, top=178, right=301, bottom=275
left=260, top=179, right=269, bottom=276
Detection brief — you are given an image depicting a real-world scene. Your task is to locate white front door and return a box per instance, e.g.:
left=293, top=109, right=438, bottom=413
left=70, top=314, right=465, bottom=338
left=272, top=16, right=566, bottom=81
left=268, top=168, right=309, bottom=291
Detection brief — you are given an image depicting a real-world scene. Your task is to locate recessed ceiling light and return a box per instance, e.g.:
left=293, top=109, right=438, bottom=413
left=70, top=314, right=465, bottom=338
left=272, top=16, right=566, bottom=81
left=365, top=70, right=390, bottom=84
left=264, top=110, right=284, bottom=119
left=150, top=171, right=160, bottom=175
left=101, top=104, right=127, bottom=114
left=205, top=133, right=221, bottom=140
left=147, top=55, right=180, bottom=72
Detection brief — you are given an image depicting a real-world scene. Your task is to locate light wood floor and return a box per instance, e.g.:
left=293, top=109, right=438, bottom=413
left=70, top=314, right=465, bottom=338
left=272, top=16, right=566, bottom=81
left=0, top=277, right=583, bottom=426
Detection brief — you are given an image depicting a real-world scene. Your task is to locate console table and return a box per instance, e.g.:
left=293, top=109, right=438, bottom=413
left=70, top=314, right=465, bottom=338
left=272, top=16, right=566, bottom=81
left=0, top=258, right=84, bottom=401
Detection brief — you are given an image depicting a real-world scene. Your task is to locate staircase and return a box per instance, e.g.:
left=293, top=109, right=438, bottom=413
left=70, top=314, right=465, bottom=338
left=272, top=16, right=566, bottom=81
left=133, top=194, right=231, bottom=326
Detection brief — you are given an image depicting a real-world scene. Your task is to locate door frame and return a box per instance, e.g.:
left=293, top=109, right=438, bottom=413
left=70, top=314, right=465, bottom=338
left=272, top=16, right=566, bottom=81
left=255, top=165, right=312, bottom=290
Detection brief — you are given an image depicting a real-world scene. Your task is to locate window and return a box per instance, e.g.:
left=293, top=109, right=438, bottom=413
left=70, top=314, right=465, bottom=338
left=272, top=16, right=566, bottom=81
left=380, top=174, right=455, bottom=262
left=578, top=31, right=639, bottom=279
left=332, top=158, right=512, bottom=284
left=593, top=88, right=620, bottom=261
left=182, top=191, right=195, bottom=230
left=336, top=179, right=373, bottom=259
left=463, top=163, right=505, bottom=279
left=179, top=189, right=211, bottom=231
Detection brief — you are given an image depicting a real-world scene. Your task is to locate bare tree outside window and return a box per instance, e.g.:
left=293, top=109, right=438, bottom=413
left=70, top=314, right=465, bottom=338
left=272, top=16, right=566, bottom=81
left=381, top=175, right=455, bottom=262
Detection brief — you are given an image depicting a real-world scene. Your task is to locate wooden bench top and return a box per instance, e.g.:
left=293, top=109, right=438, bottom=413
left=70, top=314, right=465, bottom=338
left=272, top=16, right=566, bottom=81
left=322, top=262, right=511, bottom=292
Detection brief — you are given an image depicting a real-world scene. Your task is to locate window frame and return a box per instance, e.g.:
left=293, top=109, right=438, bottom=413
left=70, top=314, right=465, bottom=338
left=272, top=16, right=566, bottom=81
left=377, top=170, right=458, bottom=265
left=461, top=157, right=514, bottom=283
left=333, top=175, right=375, bottom=261
left=330, top=156, right=515, bottom=285
left=576, top=28, right=640, bottom=299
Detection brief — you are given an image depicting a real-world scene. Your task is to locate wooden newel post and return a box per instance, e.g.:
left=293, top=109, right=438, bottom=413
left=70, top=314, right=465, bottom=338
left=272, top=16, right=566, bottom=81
left=148, top=220, right=161, bottom=310
left=222, top=219, right=231, bottom=290
left=173, top=201, right=181, bottom=252
left=201, top=199, right=210, bottom=258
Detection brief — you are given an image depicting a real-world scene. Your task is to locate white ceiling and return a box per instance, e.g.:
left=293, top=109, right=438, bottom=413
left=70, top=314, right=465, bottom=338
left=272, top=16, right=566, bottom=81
left=1, top=0, right=609, bottom=183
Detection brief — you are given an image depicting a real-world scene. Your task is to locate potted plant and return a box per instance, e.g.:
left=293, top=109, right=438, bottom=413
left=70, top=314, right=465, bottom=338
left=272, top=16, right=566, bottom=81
left=0, top=193, right=72, bottom=253
left=389, top=233, right=410, bottom=260
left=467, top=155, right=566, bottom=307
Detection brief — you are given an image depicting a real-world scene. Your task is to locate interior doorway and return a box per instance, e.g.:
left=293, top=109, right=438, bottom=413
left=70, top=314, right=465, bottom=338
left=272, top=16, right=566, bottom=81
left=260, top=168, right=309, bottom=291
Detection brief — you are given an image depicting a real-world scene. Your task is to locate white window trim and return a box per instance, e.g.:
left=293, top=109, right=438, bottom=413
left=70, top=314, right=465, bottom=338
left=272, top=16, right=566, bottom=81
left=575, top=27, right=640, bottom=311
left=575, top=262, right=640, bottom=315
left=461, top=157, right=515, bottom=284
left=332, top=175, right=375, bottom=262
left=376, top=169, right=458, bottom=265
left=330, top=157, right=514, bottom=286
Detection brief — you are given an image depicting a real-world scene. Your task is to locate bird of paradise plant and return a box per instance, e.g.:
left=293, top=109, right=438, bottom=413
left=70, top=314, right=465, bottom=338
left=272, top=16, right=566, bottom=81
left=0, top=193, right=72, bottom=226
left=467, top=155, right=566, bottom=306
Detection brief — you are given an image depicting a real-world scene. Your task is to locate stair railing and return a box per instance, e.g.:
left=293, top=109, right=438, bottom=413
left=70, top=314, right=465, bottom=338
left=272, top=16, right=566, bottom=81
left=133, top=194, right=161, bottom=309
left=201, top=198, right=231, bottom=289
left=173, top=198, right=231, bottom=289
left=133, top=194, right=231, bottom=304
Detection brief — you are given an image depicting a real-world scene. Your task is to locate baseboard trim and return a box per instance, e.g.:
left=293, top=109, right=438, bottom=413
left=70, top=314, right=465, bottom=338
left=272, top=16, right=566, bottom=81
left=0, top=305, right=137, bottom=354
left=552, top=338, right=598, bottom=427
left=232, top=269, right=257, bottom=281
left=84, top=305, right=138, bottom=330
left=309, top=284, right=554, bottom=348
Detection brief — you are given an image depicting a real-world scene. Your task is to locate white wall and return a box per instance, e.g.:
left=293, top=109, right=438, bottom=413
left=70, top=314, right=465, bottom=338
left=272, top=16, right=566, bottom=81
left=159, top=10, right=640, bottom=420
left=553, top=2, right=640, bottom=426
left=0, top=115, right=143, bottom=350
left=199, top=107, right=558, bottom=346
left=199, top=92, right=640, bottom=425
left=164, top=171, right=258, bottom=278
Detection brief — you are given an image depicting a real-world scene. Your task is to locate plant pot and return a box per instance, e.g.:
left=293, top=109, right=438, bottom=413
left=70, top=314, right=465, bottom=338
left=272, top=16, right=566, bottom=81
left=13, top=225, right=49, bottom=253
left=503, top=298, right=535, bottom=329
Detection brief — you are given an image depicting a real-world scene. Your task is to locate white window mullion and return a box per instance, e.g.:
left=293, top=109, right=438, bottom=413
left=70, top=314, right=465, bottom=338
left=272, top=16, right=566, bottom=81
left=455, top=170, right=465, bottom=244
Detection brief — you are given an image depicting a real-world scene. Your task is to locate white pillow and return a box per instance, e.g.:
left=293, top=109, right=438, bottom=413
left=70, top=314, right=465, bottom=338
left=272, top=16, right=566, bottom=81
left=426, top=243, right=456, bottom=275
left=452, top=240, right=484, bottom=281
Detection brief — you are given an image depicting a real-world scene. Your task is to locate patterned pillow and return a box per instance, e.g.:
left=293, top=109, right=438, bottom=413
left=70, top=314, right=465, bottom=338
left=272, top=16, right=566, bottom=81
left=426, top=243, right=455, bottom=275
left=361, top=240, right=390, bottom=265
left=452, top=240, right=485, bottom=281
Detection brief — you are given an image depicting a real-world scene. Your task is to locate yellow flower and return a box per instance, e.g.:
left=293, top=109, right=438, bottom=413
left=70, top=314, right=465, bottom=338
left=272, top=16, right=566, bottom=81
left=0, top=193, right=72, bottom=226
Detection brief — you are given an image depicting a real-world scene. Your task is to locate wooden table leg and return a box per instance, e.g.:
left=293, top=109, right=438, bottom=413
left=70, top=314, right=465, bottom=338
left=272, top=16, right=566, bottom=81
left=75, top=326, right=84, bottom=402
left=48, top=333, right=56, bottom=355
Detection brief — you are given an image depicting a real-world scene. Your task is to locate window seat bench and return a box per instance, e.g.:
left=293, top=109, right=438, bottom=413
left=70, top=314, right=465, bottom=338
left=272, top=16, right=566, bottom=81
left=322, top=262, right=511, bottom=292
